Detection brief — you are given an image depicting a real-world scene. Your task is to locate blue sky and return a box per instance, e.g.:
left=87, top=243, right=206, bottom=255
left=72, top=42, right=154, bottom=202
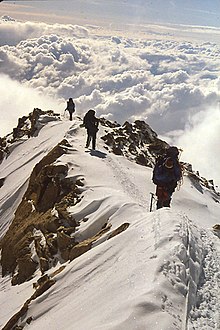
left=1, top=0, right=220, bottom=27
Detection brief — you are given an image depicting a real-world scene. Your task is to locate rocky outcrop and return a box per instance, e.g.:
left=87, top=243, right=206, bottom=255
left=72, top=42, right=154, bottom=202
left=1, top=111, right=219, bottom=288
left=2, top=273, right=58, bottom=330
left=100, top=118, right=220, bottom=199
left=0, top=119, right=133, bottom=286
left=0, top=136, right=9, bottom=164
left=0, top=108, right=60, bottom=163
left=183, top=162, right=220, bottom=197
left=0, top=177, right=5, bottom=188
left=100, top=118, right=168, bottom=168
left=0, top=139, right=82, bottom=285
left=108, top=223, right=130, bottom=240
left=12, top=108, right=60, bottom=140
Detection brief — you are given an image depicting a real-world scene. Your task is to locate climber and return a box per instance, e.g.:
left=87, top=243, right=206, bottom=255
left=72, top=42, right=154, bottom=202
left=152, top=146, right=182, bottom=209
left=83, top=109, right=99, bottom=150
left=65, top=98, right=75, bottom=121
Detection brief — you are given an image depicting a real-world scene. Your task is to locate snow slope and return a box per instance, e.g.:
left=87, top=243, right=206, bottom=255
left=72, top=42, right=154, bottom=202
left=0, top=115, right=220, bottom=329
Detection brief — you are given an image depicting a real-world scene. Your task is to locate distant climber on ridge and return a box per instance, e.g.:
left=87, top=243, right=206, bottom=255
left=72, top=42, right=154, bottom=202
left=152, top=146, right=182, bottom=209
left=65, top=98, right=75, bottom=121
left=83, top=109, right=99, bottom=150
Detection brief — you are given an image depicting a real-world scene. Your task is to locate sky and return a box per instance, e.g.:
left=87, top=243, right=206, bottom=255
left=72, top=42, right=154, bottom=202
left=0, top=115, right=220, bottom=329
left=0, top=2, right=220, bottom=187
left=1, top=0, right=220, bottom=27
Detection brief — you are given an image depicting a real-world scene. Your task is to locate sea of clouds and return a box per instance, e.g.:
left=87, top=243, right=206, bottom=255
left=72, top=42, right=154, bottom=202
left=0, top=17, right=220, bottom=187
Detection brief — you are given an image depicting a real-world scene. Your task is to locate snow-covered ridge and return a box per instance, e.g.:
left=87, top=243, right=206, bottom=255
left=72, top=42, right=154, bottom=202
left=0, top=111, right=220, bottom=329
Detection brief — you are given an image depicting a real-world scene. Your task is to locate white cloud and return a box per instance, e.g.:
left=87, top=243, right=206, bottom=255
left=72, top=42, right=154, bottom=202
left=1, top=18, right=220, bottom=185
left=176, top=105, right=220, bottom=187
left=0, top=18, right=89, bottom=46
left=0, top=74, right=62, bottom=137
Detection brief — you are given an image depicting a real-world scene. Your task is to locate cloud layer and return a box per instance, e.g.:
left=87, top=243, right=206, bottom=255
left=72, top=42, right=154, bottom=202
left=0, top=74, right=61, bottom=137
left=1, top=17, right=220, bottom=186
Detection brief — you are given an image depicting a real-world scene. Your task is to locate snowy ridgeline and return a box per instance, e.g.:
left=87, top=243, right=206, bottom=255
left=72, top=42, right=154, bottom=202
left=0, top=113, right=220, bottom=330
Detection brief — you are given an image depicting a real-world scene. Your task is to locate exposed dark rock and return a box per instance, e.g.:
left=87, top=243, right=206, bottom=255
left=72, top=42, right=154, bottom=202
left=2, top=111, right=219, bottom=296
left=2, top=300, right=29, bottom=330
left=108, top=223, right=130, bottom=240
left=26, top=317, right=33, bottom=325
left=69, top=241, right=92, bottom=261
left=0, top=177, right=5, bottom=188
left=2, top=274, right=57, bottom=330
left=0, top=139, right=83, bottom=284
left=99, top=117, right=120, bottom=128
left=112, top=145, right=123, bottom=155
left=100, top=117, right=168, bottom=168
left=32, top=278, right=56, bottom=300
left=213, top=224, right=220, bottom=231
left=0, top=108, right=60, bottom=163
left=11, top=254, right=38, bottom=285
left=12, top=108, right=60, bottom=140
left=39, top=257, right=50, bottom=274
left=135, top=154, right=149, bottom=166
left=57, top=230, right=75, bottom=252
left=69, top=224, right=112, bottom=261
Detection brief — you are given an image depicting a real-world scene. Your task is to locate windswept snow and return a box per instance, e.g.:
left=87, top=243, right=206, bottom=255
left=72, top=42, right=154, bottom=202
left=0, top=115, right=220, bottom=329
left=0, top=119, right=74, bottom=239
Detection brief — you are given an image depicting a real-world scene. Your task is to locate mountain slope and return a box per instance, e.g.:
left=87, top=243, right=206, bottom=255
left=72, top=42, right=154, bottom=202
left=0, top=112, right=220, bottom=330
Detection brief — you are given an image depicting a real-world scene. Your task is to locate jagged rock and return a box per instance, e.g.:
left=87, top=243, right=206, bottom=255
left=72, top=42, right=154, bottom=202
left=100, top=118, right=168, bottom=168
left=112, top=145, right=123, bottom=155
left=4, top=113, right=175, bottom=326
left=33, top=278, right=56, bottom=300
left=39, top=257, right=50, bottom=274
left=26, top=317, right=33, bottom=325
left=0, top=138, right=82, bottom=284
left=135, top=154, right=149, bottom=166
left=36, top=274, right=50, bottom=287
left=12, top=108, right=60, bottom=140
left=45, top=234, right=58, bottom=255
left=99, top=117, right=120, bottom=128
left=2, top=274, right=56, bottom=329
left=57, top=230, right=75, bottom=251
left=0, top=109, right=60, bottom=164
left=12, top=254, right=38, bottom=285
left=213, top=224, right=220, bottom=231
left=56, top=201, right=77, bottom=227
left=128, top=142, right=137, bottom=154
left=101, top=132, right=114, bottom=146
left=148, top=141, right=170, bottom=156
left=51, top=265, right=66, bottom=277
left=123, top=121, right=133, bottom=132
left=34, top=237, right=45, bottom=259
left=108, top=223, right=130, bottom=239
left=25, top=140, right=70, bottom=212
left=2, top=300, right=29, bottom=330
left=42, top=215, right=61, bottom=233
left=69, top=224, right=112, bottom=261
left=69, top=241, right=92, bottom=261
left=0, top=137, right=9, bottom=163
left=0, top=177, right=5, bottom=188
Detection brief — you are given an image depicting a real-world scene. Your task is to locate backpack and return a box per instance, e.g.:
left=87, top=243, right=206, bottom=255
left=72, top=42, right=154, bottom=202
left=83, top=110, right=98, bottom=131
left=152, top=147, right=182, bottom=186
left=67, top=100, right=75, bottom=112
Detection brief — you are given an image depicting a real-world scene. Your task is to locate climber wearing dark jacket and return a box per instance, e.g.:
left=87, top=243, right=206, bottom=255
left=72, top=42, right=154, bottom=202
left=65, top=98, right=75, bottom=121
left=83, top=109, right=99, bottom=150
left=152, top=148, right=182, bottom=209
